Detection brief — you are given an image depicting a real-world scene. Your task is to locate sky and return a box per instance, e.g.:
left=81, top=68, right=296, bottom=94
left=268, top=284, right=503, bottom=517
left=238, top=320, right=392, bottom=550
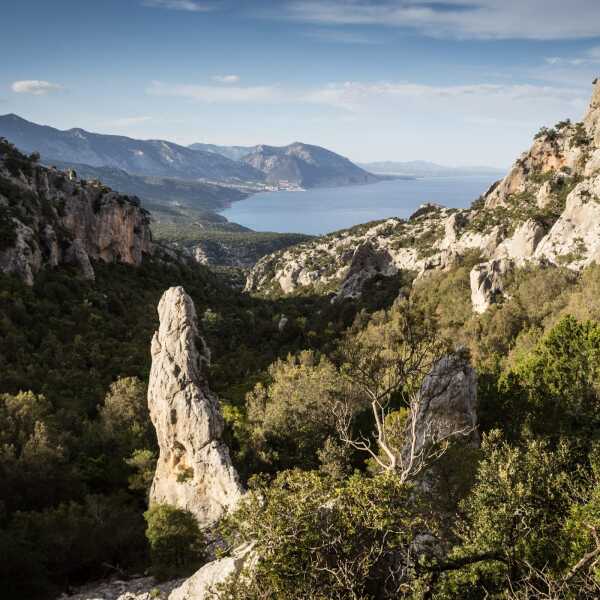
left=2, top=1, right=600, bottom=167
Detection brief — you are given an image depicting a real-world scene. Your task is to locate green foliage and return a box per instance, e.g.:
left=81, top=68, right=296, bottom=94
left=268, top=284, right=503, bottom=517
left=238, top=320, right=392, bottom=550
left=436, top=432, right=576, bottom=598
left=245, top=350, right=349, bottom=471
left=144, top=504, right=206, bottom=580
left=0, top=137, right=37, bottom=178
left=125, top=449, right=157, bottom=495
left=0, top=493, right=146, bottom=599
left=218, top=469, right=426, bottom=600
left=504, top=316, right=600, bottom=442
left=534, top=126, right=559, bottom=142
left=99, top=377, right=154, bottom=454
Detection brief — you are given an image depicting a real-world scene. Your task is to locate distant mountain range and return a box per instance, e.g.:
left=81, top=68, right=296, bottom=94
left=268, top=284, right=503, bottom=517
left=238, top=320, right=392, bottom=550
left=359, top=160, right=505, bottom=178
left=0, top=114, right=380, bottom=191
left=191, top=142, right=381, bottom=188
left=188, top=143, right=256, bottom=162
left=242, top=143, right=380, bottom=188
left=0, top=114, right=263, bottom=182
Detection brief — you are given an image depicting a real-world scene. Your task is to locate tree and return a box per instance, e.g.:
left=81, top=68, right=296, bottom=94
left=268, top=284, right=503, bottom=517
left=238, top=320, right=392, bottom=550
left=245, top=350, right=354, bottom=470
left=334, top=300, right=467, bottom=481
left=435, top=431, right=575, bottom=598
left=217, top=469, right=430, bottom=600
left=99, top=377, right=154, bottom=452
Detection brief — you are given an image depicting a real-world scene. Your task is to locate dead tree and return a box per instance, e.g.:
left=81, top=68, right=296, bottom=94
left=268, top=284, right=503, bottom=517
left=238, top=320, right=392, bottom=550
left=334, top=301, right=475, bottom=482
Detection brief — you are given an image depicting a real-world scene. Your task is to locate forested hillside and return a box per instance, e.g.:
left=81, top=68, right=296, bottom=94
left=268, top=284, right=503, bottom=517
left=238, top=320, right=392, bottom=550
left=3, top=88, right=600, bottom=600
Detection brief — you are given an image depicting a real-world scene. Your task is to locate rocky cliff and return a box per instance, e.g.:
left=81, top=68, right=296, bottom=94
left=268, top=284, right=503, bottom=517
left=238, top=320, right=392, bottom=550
left=148, top=286, right=242, bottom=529
left=246, top=80, right=600, bottom=313
left=0, top=138, right=152, bottom=284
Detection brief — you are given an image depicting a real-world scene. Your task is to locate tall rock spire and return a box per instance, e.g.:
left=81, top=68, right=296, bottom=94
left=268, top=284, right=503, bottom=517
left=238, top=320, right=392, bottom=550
left=148, top=286, right=242, bottom=529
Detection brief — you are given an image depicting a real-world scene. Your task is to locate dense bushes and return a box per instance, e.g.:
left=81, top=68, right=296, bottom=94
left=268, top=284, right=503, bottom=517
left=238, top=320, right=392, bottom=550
left=3, top=224, right=600, bottom=598
left=0, top=253, right=404, bottom=597
left=218, top=470, right=426, bottom=600
left=144, top=504, right=206, bottom=580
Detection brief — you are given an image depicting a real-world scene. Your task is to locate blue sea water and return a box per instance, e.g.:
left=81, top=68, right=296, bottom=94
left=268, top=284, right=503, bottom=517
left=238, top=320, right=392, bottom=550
left=220, top=176, right=498, bottom=235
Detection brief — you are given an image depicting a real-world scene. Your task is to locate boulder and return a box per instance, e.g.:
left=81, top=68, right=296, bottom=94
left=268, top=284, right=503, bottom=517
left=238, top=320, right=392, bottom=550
left=470, top=258, right=512, bottom=314
left=148, top=287, right=242, bottom=529
left=169, top=543, right=256, bottom=600
left=335, top=241, right=395, bottom=300
left=493, top=219, right=545, bottom=261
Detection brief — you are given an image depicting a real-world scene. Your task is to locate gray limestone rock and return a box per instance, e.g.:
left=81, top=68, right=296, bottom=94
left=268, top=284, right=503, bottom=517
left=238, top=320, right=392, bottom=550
left=148, top=287, right=243, bottom=529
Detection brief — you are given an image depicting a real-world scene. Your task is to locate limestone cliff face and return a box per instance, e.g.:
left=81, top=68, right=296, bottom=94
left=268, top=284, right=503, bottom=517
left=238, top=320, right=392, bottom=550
left=148, top=286, right=242, bottom=529
left=0, top=139, right=152, bottom=284
left=245, top=80, right=600, bottom=313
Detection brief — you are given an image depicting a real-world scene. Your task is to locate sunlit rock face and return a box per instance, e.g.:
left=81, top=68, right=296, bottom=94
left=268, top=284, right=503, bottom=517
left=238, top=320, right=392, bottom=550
left=0, top=150, right=152, bottom=284
left=148, top=286, right=242, bottom=529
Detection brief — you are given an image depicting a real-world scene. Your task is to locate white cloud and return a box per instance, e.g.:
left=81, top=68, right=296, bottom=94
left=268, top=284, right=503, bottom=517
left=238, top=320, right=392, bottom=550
left=212, top=74, right=241, bottom=84
left=146, top=78, right=589, bottom=128
left=11, top=80, right=62, bottom=95
left=544, top=46, right=600, bottom=67
left=148, top=80, right=283, bottom=103
left=302, top=81, right=587, bottom=113
left=142, top=0, right=217, bottom=12
left=275, top=1, right=600, bottom=41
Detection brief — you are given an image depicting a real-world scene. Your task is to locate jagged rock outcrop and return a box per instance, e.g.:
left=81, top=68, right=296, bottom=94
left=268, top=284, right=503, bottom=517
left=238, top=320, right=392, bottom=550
left=148, top=286, right=242, bottom=529
left=169, top=543, right=256, bottom=600
left=245, top=80, right=600, bottom=314
left=409, top=354, right=479, bottom=458
left=335, top=241, right=395, bottom=300
left=533, top=175, right=600, bottom=268
left=470, top=258, right=513, bottom=314
left=0, top=139, right=152, bottom=284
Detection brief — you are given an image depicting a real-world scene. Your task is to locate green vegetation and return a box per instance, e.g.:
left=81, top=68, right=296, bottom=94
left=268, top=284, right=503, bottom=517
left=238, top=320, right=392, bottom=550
left=144, top=504, right=207, bottom=580
left=152, top=221, right=312, bottom=269
left=0, top=248, right=408, bottom=597
left=3, top=129, right=600, bottom=597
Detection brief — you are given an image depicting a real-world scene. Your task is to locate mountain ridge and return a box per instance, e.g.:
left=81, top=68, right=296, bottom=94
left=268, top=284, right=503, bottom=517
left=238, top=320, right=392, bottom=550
left=0, top=114, right=264, bottom=182
left=359, top=160, right=506, bottom=178
left=245, top=80, right=600, bottom=314
left=241, top=142, right=380, bottom=188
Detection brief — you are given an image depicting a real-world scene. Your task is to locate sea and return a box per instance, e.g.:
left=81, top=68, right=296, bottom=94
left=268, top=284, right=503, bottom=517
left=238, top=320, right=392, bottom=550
left=220, top=176, right=498, bottom=235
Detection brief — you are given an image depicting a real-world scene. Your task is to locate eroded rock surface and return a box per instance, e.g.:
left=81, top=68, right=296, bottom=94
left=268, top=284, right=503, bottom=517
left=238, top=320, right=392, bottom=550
left=413, top=354, right=479, bottom=452
left=0, top=141, right=152, bottom=284
left=148, top=287, right=242, bottom=529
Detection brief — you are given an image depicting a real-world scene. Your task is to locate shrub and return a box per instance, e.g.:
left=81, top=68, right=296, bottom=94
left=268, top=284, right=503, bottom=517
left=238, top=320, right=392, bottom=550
left=217, top=470, right=427, bottom=599
left=144, top=504, right=206, bottom=580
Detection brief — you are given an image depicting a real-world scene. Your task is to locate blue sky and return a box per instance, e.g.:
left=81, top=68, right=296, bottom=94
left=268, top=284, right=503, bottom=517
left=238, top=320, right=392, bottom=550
left=2, top=1, right=600, bottom=167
